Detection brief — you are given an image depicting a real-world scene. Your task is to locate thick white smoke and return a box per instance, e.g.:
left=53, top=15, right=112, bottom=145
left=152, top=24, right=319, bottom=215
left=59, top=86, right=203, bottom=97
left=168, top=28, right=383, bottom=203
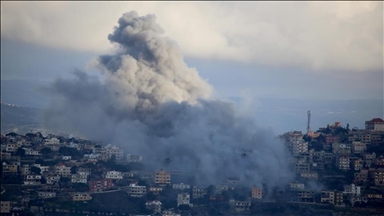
left=43, top=11, right=294, bottom=187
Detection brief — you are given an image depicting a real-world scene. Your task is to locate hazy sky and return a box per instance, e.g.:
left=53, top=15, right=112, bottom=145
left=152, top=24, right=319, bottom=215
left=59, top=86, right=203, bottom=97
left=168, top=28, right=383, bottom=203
left=1, top=1, right=383, bottom=100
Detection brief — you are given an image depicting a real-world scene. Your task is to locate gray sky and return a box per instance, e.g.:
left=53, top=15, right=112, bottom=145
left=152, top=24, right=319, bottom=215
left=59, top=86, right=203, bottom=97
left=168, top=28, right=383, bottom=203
left=1, top=1, right=383, bottom=100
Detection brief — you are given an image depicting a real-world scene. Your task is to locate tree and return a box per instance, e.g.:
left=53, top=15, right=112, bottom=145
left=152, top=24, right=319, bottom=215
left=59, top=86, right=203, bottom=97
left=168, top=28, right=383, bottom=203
left=15, top=148, right=26, bottom=157
left=31, top=166, right=41, bottom=175
left=71, top=166, right=78, bottom=174
left=40, top=147, right=52, bottom=155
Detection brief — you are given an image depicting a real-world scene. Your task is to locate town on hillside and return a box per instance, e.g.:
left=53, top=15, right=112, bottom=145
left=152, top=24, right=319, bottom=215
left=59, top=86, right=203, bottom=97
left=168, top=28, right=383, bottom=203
left=1, top=117, right=384, bottom=216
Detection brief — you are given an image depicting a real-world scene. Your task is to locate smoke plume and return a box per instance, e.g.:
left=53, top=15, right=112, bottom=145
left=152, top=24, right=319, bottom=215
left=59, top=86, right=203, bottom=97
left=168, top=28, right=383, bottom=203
left=43, top=11, right=294, bottom=187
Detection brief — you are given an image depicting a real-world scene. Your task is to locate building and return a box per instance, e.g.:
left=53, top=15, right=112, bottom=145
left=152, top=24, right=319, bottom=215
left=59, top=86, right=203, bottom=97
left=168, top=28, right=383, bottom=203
left=105, top=171, right=123, bottom=179
left=127, top=154, right=143, bottom=163
left=289, top=182, right=305, bottom=191
left=352, top=159, right=363, bottom=171
left=321, top=191, right=335, bottom=204
left=2, top=162, right=18, bottom=176
left=177, top=193, right=192, bottom=207
left=354, top=169, right=368, bottom=183
left=293, top=140, right=308, bottom=156
left=365, top=118, right=384, bottom=131
left=173, top=183, right=190, bottom=190
left=71, top=173, right=88, bottom=184
left=325, top=135, right=340, bottom=145
left=229, top=199, right=251, bottom=212
left=149, top=187, right=163, bottom=195
left=227, top=178, right=241, bottom=189
left=352, top=142, right=366, bottom=154
left=45, top=174, right=61, bottom=185
left=374, top=168, right=384, bottom=186
left=251, top=185, right=263, bottom=199
left=0, top=201, right=11, bottom=214
left=127, top=184, right=147, bottom=197
left=335, top=192, right=344, bottom=206
left=73, top=192, right=92, bottom=201
left=106, top=144, right=124, bottom=161
left=89, top=179, right=114, bottom=192
left=38, top=191, right=57, bottom=199
left=24, top=175, right=42, bottom=185
left=332, top=143, right=351, bottom=155
left=300, top=172, right=318, bottom=180
left=192, top=186, right=207, bottom=199
left=294, top=162, right=310, bottom=173
left=336, top=154, right=350, bottom=170
left=343, top=184, right=361, bottom=196
left=376, top=155, right=384, bottom=167
left=55, top=163, right=71, bottom=177
left=145, top=200, right=162, bottom=213
left=20, top=164, right=31, bottom=176
left=297, top=191, right=314, bottom=203
left=154, top=169, right=171, bottom=186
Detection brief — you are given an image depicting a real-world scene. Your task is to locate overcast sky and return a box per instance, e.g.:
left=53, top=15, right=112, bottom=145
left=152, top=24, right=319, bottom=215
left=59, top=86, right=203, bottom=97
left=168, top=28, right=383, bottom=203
left=1, top=1, right=383, bottom=100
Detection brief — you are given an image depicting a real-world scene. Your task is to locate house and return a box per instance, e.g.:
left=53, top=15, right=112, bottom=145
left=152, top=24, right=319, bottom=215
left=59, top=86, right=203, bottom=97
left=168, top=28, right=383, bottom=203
left=251, top=185, right=263, bottom=199
left=105, top=171, right=123, bottom=179
left=192, top=186, right=207, bottom=199
left=89, top=179, right=114, bottom=192
left=177, top=193, right=192, bottom=207
left=154, top=169, right=171, bottom=186
left=173, top=183, right=190, bottom=190
left=365, top=118, right=384, bottom=131
left=126, top=184, right=146, bottom=197
left=229, top=199, right=251, bottom=212
left=72, top=192, right=92, bottom=201
left=145, top=200, right=162, bottom=213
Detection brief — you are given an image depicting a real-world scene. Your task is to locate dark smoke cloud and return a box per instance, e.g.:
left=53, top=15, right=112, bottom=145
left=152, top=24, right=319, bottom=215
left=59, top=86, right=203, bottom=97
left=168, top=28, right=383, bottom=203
left=43, top=11, right=294, bottom=187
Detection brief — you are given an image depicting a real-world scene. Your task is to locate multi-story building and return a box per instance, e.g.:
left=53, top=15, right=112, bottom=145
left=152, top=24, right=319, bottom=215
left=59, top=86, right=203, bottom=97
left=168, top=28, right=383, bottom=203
left=24, top=175, right=42, bottom=185
left=20, top=164, right=31, bottom=176
left=2, top=162, right=18, bottom=176
left=333, top=143, right=351, bottom=155
left=229, top=199, right=251, bottom=212
left=173, top=183, right=190, bottom=190
left=0, top=201, right=11, bottom=214
left=89, top=179, right=114, bottom=192
left=343, top=184, right=361, bottom=196
left=148, top=187, right=163, bottom=195
left=352, top=159, right=363, bottom=171
left=227, top=178, right=241, bottom=189
left=336, top=154, right=350, bottom=170
left=44, top=137, right=60, bottom=145
left=354, top=169, right=368, bottom=184
left=365, top=118, right=384, bottom=131
left=38, top=191, right=57, bottom=199
left=297, top=191, right=314, bottom=203
left=335, top=192, right=344, bottom=206
left=45, top=175, right=61, bottom=185
left=352, top=142, right=366, bottom=154
left=321, top=191, right=334, bottom=204
left=105, top=171, right=123, bottom=179
left=289, top=182, right=304, bottom=191
left=251, top=185, right=263, bottom=199
left=376, top=156, right=384, bottom=167
left=127, top=154, right=143, bottom=163
left=363, top=152, right=376, bottom=167
left=325, top=135, right=340, bottom=145
left=106, top=144, right=124, bottom=161
left=374, top=168, right=384, bottom=186
left=145, top=200, right=162, bottom=213
left=292, top=140, right=308, bottom=156
left=300, top=172, right=318, bottom=180
left=72, top=192, right=92, bottom=201
left=177, top=193, right=192, bottom=207
left=71, top=173, right=88, bottom=184
left=55, top=163, right=71, bottom=177
left=154, top=169, right=171, bottom=186
left=192, top=186, right=207, bottom=199
left=127, top=184, right=146, bottom=197
left=294, top=162, right=310, bottom=173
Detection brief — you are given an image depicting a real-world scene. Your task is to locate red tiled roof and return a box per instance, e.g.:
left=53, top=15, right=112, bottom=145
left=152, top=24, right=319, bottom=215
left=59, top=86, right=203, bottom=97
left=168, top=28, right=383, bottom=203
left=370, top=118, right=384, bottom=123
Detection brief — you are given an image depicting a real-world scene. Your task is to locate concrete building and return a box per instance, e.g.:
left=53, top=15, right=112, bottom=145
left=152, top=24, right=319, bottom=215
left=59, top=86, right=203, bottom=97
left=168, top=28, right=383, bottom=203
left=24, top=175, right=42, bottom=185
left=89, top=179, right=114, bottom=192
left=154, top=169, right=171, bottom=186
left=0, top=201, right=11, bottom=214
left=127, top=154, right=143, bottom=163
left=105, top=171, right=123, bottom=179
left=352, top=142, right=366, bottom=154
left=289, top=182, right=305, bottom=191
left=251, top=185, right=263, bottom=199
left=55, top=163, right=71, bottom=177
left=343, top=184, right=361, bottom=196
left=177, top=193, right=192, bottom=207
left=2, top=162, right=18, bottom=176
left=173, top=183, right=190, bottom=190
left=292, top=140, right=308, bottom=156
left=38, top=191, right=57, bottom=199
left=145, top=200, right=162, bottom=213
left=127, top=184, right=147, bottom=197
left=229, top=199, right=251, bottom=212
left=192, top=186, right=207, bottom=199
left=73, top=192, right=92, bottom=201
left=321, top=191, right=334, bottom=204
left=336, top=154, right=350, bottom=170
left=352, top=158, right=363, bottom=171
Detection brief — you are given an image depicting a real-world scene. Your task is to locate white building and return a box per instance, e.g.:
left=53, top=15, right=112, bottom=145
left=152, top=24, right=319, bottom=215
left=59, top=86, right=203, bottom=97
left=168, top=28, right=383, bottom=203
left=292, top=140, right=308, bottom=156
left=173, top=183, right=191, bottom=190
left=24, top=175, right=42, bottom=185
left=62, top=156, right=72, bottom=160
left=127, top=184, right=147, bottom=197
left=145, top=200, right=162, bottom=213
left=44, top=137, right=60, bottom=145
left=55, top=164, right=71, bottom=177
left=177, top=193, right=192, bottom=207
left=365, top=118, right=384, bottom=131
left=105, top=171, right=123, bottom=179
left=344, top=184, right=361, bottom=196
left=38, top=191, right=56, bottom=199
left=127, top=154, right=143, bottom=163
left=105, top=144, right=124, bottom=161
left=289, top=182, right=305, bottom=191
left=71, top=173, right=88, bottom=184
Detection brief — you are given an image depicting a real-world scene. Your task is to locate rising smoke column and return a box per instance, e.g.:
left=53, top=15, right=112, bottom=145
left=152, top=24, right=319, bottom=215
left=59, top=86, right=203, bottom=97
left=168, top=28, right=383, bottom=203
left=43, top=11, right=294, bottom=187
